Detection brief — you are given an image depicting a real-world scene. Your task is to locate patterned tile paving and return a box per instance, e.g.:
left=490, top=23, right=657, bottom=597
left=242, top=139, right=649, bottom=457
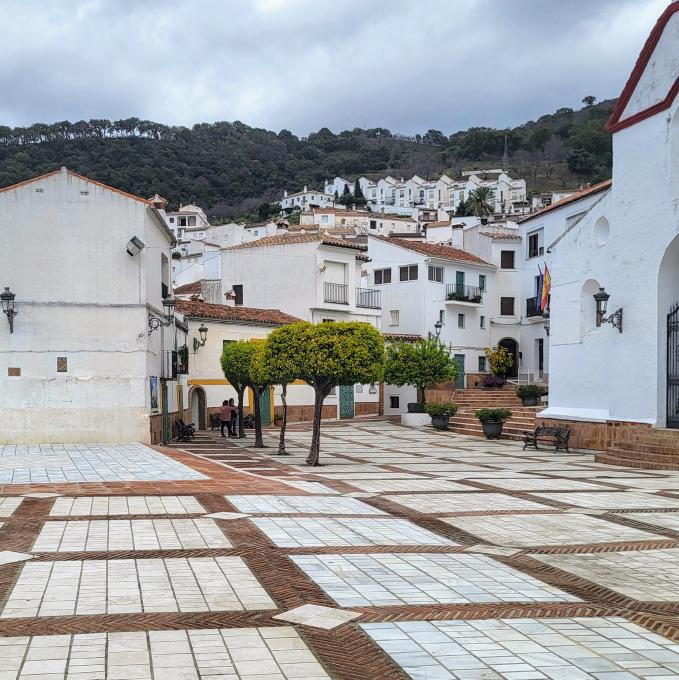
left=32, top=519, right=231, bottom=552
left=1, top=557, right=275, bottom=618
left=226, top=495, right=385, bottom=515
left=5, top=421, right=679, bottom=679
left=0, top=443, right=206, bottom=484
left=362, top=617, right=679, bottom=680
left=386, top=493, right=552, bottom=514
left=441, top=512, right=663, bottom=547
left=534, top=549, right=679, bottom=601
left=49, top=495, right=205, bottom=517
left=251, top=517, right=455, bottom=547
left=291, top=553, right=579, bottom=606
left=0, top=627, right=330, bottom=679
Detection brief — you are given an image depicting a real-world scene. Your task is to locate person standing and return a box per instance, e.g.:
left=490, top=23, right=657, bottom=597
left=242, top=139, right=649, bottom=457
left=228, top=397, right=238, bottom=437
left=219, top=400, right=233, bottom=438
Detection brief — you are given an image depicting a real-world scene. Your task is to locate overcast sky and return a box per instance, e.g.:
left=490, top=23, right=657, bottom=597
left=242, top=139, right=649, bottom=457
left=0, top=0, right=669, bottom=136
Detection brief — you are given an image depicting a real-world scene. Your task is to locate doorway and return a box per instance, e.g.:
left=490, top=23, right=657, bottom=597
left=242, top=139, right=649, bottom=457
left=453, top=354, right=465, bottom=390
left=339, top=385, right=355, bottom=419
left=498, top=338, right=518, bottom=378
left=189, top=386, right=207, bottom=429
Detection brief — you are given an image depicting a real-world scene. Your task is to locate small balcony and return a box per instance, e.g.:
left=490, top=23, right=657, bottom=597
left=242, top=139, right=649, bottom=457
left=526, top=296, right=541, bottom=317
left=324, top=282, right=348, bottom=304
left=356, top=288, right=381, bottom=309
left=445, top=284, right=483, bottom=304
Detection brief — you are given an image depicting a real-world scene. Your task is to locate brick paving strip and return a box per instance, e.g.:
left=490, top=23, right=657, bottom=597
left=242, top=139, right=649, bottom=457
left=2, top=425, right=679, bottom=678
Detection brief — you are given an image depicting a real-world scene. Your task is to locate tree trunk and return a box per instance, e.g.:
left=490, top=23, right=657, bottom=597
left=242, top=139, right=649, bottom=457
left=253, top=386, right=264, bottom=448
left=278, top=383, right=289, bottom=455
left=237, top=389, right=246, bottom=438
left=306, top=388, right=326, bottom=466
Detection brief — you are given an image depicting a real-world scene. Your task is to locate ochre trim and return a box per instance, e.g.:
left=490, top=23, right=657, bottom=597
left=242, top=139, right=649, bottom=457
left=607, top=1, right=679, bottom=132
left=189, top=378, right=230, bottom=385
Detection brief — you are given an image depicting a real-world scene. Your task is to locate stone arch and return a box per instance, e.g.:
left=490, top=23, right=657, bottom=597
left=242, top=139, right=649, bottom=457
left=189, top=386, right=207, bottom=430
left=658, top=233, right=679, bottom=427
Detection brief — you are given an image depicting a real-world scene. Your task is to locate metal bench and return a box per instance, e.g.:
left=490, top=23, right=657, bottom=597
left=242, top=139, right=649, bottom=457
left=209, top=413, right=221, bottom=430
left=523, top=426, right=571, bottom=452
left=175, top=419, right=196, bottom=442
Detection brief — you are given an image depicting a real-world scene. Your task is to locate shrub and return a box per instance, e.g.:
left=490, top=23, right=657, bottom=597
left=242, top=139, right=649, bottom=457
left=425, top=402, right=458, bottom=417
left=475, top=408, right=512, bottom=423
left=484, top=346, right=515, bottom=376
left=516, top=385, right=546, bottom=398
left=482, top=375, right=505, bottom=388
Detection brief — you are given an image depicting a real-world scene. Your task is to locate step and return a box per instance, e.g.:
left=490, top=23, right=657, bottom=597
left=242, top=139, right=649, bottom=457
left=596, top=451, right=679, bottom=471
left=606, top=441, right=679, bottom=455
left=603, top=447, right=679, bottom=463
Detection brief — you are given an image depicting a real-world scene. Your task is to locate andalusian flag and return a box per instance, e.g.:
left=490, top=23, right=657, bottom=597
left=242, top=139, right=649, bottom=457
left=540, top=264, right=551, bottom=312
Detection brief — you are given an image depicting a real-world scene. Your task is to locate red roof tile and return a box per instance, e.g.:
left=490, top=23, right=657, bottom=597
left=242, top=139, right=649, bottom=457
left=370, top=235, right=495, bottom=268
left=174, top=280, right=203, bottom=295
left=519, top=180, right=612, bottom=223
left=225, top=232, right=367, bottom=252
left=478, top=229, right=522, bottom=240
left=175, top=300, right=301, bottom=325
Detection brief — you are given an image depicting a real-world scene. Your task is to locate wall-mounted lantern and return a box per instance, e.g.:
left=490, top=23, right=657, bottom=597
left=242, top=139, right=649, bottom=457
left=593, top=287, right=623, bottom=333
left=542, top=309, right=550, bottom=336
left=193, top=323, right=208, bottom=351
left=433, top=319, right=443, bottom=338
left=1, top=287, right=17, bottom=333
left=148, top=297, right=176, bottom=334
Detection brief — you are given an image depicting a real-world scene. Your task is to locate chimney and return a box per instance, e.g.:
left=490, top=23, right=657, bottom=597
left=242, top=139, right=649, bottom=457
left=224, top=290, right=236, bottom=308
left=284, top=190, right=288, bottom=197
left=303, top=185, right=308, bottom=193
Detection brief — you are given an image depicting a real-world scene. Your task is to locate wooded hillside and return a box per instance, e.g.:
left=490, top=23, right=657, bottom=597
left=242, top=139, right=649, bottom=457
left=0, top=99, right=614, bottom=218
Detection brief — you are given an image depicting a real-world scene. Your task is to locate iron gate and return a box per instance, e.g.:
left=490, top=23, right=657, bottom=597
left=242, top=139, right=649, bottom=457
left=668, top=303, right=679, bottom=428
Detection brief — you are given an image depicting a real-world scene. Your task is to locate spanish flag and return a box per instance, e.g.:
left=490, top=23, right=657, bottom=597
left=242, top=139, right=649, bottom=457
left=540, top=264, right=551, bottom=312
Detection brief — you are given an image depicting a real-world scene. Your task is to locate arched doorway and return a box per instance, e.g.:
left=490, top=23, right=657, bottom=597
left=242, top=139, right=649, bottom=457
left=189, top=386, right=207, bottom=430
left=658, top=234, right=679, bottom=427
left=498, top=338, right=518, bottom=378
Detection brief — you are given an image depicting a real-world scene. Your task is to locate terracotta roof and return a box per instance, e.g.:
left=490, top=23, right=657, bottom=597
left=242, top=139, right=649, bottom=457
left=478, top=229, right=522, bottom=241
left=175, top=300, right=301, bottom=325
left=0, top=167, right=150, bottom=205
left=426, top=221, right=453, bottom=228
left=225, top=232, right=367, bottom=252
left=519, top=180, right=612, bottom=223
left=382, top=332, right=422, bottom=342
left=174, top=280, right=204, bottom=295
left=370, top=235, right=495, bottom=268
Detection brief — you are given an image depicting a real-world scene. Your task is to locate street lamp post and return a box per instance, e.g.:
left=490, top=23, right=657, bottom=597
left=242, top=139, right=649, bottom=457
left=1, top=287, right=17, bottom=334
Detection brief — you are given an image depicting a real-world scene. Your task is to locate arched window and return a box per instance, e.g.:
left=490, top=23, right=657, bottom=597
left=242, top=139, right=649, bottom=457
left=593, top=216, right=610, bottom=247
left=580, top=279, right=601, bottom=337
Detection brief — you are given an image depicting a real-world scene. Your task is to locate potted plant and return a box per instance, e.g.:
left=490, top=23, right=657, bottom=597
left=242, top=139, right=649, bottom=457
left=516, top=385, right=546, bottom=407
left=483, top=346, right=515, bottom=387
left=425, top=402, right=458, bottom=430
left=475, top=408, right=512, bottom=439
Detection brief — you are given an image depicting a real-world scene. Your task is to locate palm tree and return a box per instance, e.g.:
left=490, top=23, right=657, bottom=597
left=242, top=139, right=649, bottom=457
left=465, top=187, right=495, bottom=217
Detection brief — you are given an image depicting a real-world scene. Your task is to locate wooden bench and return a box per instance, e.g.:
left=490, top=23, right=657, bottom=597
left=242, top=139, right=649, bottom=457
left=523, top=426, right=571, bottom=452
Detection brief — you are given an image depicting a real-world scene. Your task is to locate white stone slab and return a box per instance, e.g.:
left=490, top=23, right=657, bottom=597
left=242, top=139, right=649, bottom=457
left=227, top=494, right=385, bottom=515
left=0, top=497, right=23, bottom=517
left=50, top=495, right=205, bottom=517
left=1, top=556, right=274, bottom=618
left=0, top=551, right=34, bottom=566
left=273, top=604, right=361, bottom=629
left=292, top=553, right=578, bottom=606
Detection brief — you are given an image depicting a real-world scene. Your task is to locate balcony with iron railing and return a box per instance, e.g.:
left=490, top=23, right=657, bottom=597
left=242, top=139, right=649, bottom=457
left=445, top=284, right=483, bottom=304
left=526, top=296, right=541, bottom=318
left=323, top=282, right=348, bottom=304
left=356, top=288, right=381, bottom=309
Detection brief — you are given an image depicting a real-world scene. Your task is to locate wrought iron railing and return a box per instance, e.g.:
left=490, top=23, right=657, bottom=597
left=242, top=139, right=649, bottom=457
left=526, top=297, right=541, bottom=317
left=324, top=282, right=348, bottom=304
left=445, top=284, right=482, bottom=303
left=356, top=288, right=381, bottom=309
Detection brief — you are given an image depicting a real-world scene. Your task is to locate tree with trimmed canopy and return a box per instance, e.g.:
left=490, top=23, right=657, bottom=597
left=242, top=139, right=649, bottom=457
left=384, top=338, right=458, bottom=405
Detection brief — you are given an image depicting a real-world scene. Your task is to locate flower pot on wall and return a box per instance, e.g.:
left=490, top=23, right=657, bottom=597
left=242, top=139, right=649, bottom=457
left=481, top=421, right=504, bottom=439
left=431, top=415, right=450, bottom=431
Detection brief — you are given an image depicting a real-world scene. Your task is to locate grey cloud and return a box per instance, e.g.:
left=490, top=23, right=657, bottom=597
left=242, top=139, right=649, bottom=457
left=0, top=0, right=668, bottom=135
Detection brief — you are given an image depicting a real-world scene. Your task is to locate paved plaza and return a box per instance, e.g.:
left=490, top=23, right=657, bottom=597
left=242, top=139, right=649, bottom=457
left=2, top=420, right=679, bottom=678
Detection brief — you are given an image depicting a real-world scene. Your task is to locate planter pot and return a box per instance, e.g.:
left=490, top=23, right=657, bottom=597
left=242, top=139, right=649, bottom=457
left=430, top=415, right=450, bottom=431
left=481, top=421, right=504, bottom=439
left=407, top=402, right=425, bottom=414
left=521, top=396, right=539, bottom=407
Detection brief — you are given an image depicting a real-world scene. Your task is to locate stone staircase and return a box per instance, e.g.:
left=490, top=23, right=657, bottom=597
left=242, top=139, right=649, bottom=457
left=447, top=387, right=542, bottom=442
left=596, top=428, right=679, bottom=470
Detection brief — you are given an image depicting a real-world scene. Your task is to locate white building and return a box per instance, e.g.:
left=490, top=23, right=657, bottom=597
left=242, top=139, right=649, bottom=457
left=367, top=236, right=497, bottom=413
left=532, top=3, right=679, bottom=453
left=280, top=186, right=335, bottom=211
left=220, top=233, right=382, bottom=418
left=0, top=168, right=188, bottom=444
left=300, top=208, right=419, bottom=236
